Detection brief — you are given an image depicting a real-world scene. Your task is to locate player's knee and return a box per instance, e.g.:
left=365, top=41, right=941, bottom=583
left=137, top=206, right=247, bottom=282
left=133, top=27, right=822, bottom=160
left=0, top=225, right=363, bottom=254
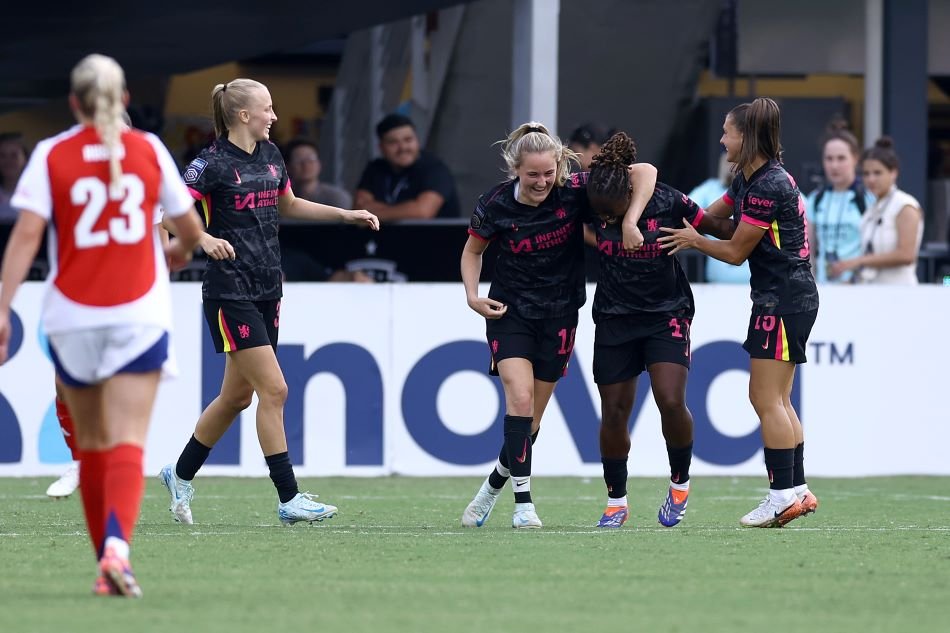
left=257, top=380, right=288, bottom=408
left=601, top=399, right=632, bottom=428
left=653, top=391, right=686, bottom=418
left=506, top=390, right=534, bottom=416
left=222, top=389, right=254, bottom=412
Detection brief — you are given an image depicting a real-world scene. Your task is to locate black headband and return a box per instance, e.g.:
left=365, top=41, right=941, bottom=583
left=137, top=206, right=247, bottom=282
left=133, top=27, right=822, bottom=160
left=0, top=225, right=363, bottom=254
left=525, top=126, right=545, bottom=135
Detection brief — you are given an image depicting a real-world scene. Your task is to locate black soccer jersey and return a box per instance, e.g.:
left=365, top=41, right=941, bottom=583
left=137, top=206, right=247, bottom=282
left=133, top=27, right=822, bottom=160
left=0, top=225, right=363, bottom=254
left=589, top=183, right=702, bottom=322
left=723, top=160, right=819, bottom=315
left=468, top=172, right=589, bottom=319
left=183, top=138, right=289, bottom=301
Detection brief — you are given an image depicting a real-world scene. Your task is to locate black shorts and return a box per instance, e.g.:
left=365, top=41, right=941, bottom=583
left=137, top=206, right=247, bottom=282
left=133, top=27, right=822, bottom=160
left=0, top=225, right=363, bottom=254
left=743, top=309, right=816, bottom=364
left=593, top=314, right=691, bottom=384
left=485, top=311, right=579, bottom=383
left=203, top=299, right=280, bottom=354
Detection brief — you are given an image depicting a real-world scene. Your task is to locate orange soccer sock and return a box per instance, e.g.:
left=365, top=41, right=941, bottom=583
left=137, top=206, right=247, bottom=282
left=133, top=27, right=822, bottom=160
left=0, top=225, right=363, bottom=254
left=78, top=449, right=108, bottom=558
left=103, top=444, right=145, bottom=547
left=54, top=398, right=79, bottom=461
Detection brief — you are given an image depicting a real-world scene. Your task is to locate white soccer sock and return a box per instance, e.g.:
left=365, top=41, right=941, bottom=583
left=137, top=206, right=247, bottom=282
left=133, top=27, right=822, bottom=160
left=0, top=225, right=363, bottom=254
left=769, top=487, right=797, bottom=507
left=607, top=496, right=627, bottom=508
left=494, top=458, right=510, bottom=479
left=512, top=476, right=531, bottom=494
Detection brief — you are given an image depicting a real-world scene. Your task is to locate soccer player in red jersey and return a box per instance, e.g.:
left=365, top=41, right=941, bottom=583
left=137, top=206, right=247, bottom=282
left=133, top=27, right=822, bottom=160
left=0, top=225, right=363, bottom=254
left=0, top=54, right=204, bottom=595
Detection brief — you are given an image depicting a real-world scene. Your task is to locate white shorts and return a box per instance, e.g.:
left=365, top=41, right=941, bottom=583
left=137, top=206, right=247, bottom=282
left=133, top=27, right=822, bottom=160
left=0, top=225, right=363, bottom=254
left=48, top=325, right=175, bottom=386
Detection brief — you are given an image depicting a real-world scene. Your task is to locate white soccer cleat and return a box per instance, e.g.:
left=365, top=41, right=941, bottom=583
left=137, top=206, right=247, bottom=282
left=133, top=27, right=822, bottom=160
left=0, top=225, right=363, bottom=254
left=159, top=464, right=194, bottom=525
left=46, top=463, right=79, bottom=499
left=278, top=492, right=338, bottom=526
left=461, top=479, right=501, bottom=527
left=512, top=502, right=542, bottom=529
left=739, top=495, right=803, bottom=528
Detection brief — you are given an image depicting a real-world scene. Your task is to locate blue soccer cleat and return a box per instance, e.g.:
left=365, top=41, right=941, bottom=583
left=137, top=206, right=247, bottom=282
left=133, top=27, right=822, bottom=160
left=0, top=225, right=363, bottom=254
left=658, top=485, right=689, bottom=527
left=596, top=505, right=629, bottom=528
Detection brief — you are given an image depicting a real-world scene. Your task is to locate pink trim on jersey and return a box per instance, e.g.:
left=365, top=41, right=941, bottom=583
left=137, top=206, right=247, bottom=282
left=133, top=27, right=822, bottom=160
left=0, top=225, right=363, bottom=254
left=468, top=228, right=491, bottom=241
left=741, top=214, right=770, bottom=229
left=722, top=192, right=734, bottom=206
left=279, top=179, right=291, bottom=195
left=187, top=186, right=203, bottom=201
left=690, top=207, right=705, bottom=228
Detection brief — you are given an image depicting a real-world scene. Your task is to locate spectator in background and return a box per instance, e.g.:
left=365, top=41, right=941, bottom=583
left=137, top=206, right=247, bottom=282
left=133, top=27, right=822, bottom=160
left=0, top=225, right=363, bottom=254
left=806, top=121, right=873, bottom=283
left=280, top=138, right=369, bottom=282
left=0, top=133, right=29, bottom=222
left=355, top=113, right=460, bottom=220
left=688, top=152, right=750, bottom=284
left=282, top=138, right=352, bottom=209
left=830, top=137, right=924, bottom=285
left=568, top=123, right=614, bottom=172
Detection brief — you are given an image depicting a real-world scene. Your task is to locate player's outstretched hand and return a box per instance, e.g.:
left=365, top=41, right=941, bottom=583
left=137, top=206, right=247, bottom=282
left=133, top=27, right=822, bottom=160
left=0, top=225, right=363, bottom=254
left=467, top=297, right=507, bottom=319
left=343, top=209, right=380, bottom=231
left=658, top=218, right=700, bottom=255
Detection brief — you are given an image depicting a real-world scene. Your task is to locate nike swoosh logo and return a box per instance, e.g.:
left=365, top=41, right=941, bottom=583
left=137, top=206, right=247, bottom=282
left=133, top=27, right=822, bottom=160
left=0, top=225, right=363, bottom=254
left=515, top=439, right=528, bottom=463
left=234, top=168, right=242, bottom=184
left=762, top=333, right=770, bottom=349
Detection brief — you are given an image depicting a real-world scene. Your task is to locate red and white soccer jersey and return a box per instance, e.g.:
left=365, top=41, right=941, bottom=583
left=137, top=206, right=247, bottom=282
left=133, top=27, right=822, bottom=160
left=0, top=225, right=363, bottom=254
left=11, top=124, right=193, bottom=334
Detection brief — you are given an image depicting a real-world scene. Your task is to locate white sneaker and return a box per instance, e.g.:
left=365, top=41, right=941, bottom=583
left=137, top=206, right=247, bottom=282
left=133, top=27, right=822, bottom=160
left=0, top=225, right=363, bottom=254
left=46, top=463, right=79, bottom=498
left=158, top=464, right=194, bottom=525
left=512, top=502, right=542, bottom=529
left=739, top=495, right=803, bottom=528
left=461, top=479, right=501, bottom=527
left=278, top=492, right=338, bottom=526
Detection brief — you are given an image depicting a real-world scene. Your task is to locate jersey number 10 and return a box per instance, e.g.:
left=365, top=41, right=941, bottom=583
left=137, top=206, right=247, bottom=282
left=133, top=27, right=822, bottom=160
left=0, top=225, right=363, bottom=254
left=71, top=175, right=147, bottom=249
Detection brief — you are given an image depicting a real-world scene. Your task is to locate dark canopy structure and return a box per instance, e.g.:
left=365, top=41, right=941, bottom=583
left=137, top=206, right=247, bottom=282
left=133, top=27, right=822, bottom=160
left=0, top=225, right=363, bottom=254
left=0, top=1, right=469, bottom=112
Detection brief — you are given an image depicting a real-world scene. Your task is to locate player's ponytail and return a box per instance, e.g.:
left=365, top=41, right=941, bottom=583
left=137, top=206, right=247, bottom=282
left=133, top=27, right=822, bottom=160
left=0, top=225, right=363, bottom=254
left=588, top=131, right=637, bottom=204
left=71, top=54, right=126, bottom=194
left=729, top=97, right=783, bottom=173
left=211, top=78, right=268, bottom=138
left=497, top=121, right=578, bottom=186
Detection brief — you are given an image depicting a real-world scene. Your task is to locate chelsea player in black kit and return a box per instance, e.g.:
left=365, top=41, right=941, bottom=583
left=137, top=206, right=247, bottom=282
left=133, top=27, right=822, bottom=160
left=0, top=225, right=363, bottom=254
left=585, top=132, right=731, bottom=529
left=460, top=122, right=658, bottom=529
left=660, top=98, right=820, bottom=528
left=159, top=78, right=378, bottom=526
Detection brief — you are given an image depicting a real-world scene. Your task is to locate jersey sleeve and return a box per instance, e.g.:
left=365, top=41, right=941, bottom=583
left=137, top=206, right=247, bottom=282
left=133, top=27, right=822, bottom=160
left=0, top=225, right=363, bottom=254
left=722, top=175, right=740, bottom=207
left=468, top=193, right=499, bottom=242
left=561, top=171, right=593, bottom=220
left=739, top=184, right=780, bottom=230
left=670, top=187, right=704, bottom=228
left=182, top=152, right=213, bottom=200
left=146, top=133, right=194, bottom=218
left=9, top=139, right=54, bottom=220
left=276, top=153, right=291, bottom=195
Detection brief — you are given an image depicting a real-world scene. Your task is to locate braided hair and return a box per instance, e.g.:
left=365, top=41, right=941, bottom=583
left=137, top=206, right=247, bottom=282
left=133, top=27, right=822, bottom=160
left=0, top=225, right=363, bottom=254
left=587, top=132, right=637, bottom=216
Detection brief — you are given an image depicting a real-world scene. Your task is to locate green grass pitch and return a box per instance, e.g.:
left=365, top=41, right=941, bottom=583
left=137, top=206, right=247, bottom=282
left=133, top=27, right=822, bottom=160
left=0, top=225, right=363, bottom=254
left=1, top=476, right=948, bottom=633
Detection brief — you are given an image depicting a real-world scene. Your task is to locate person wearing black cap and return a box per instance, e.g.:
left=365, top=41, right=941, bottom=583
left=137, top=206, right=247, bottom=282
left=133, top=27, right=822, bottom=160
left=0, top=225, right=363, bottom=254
left=354, top=113, right=460, bottom=220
